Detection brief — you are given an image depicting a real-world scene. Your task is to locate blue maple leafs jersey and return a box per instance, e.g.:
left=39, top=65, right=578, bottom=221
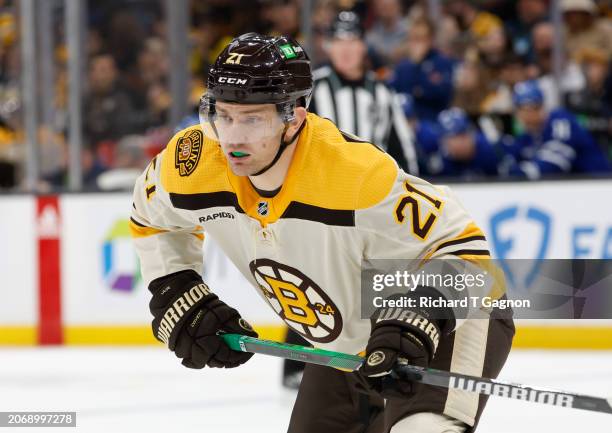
left=505, top=109, right=611, bottom=179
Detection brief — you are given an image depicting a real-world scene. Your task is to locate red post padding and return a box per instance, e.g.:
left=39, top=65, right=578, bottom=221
left=37, top=196, right=62, bottom=345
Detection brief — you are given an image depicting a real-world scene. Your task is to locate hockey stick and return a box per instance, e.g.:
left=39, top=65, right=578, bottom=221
left=221, top=333, right=612, bottom=415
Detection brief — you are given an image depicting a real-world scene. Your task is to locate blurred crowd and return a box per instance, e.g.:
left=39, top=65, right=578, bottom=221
left=0, top=0, right=611, bottom=190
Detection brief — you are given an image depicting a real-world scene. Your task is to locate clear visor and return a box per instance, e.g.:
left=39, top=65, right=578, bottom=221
left=199, top=95, right=286, bottom=144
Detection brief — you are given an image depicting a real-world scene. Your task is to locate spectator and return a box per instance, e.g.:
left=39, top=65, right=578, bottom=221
left=96, top=135, right=150, bottom=191
left=530, top=21, right=586, bottom=110
left=190, top=6, right=236, bottom=79
left=389, top=19, right=456, bottom=122
left=562, top=0, right=612, bottom=60
left=444, top=0, right=505, bottom=47
left=478, top=53, right=530, bottom=140
left=0, top=4, right=20, bottom=189
left=104, top=9, right=147, bottom=72
left=83, top=53, right=145, bottom=149
left=443, top=0, right=510, bottom=80
left=482, top=53, right=529, bottom=115
left=452, top=56, right=492, bottom=116
left=502, top=80, right=611, bottom=179
left=365, top=0, right=410, bottom=68
left=124, top=38, right=169, bottom=112
left=453, top=14, right=510, bottom=118
left=566, top=47, right=612, bottom=158
left=506, top=0, right=548, bottom=59
left=261, top=0, right=300, bottom=39
left=427, top=107, right=502, bottom=178
left=0, top=7, right=19, bottom=132
left=436, top=13, right=463, bottom=59
left=42, top=146, right=106, bottom=191
left=472, top=15, right=509, bottom=71
left=0, top=1, right=16, bottom=51
left=309, top=0, right=337, bottom=66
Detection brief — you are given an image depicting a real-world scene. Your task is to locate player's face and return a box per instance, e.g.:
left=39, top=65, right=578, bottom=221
left=213, top=102, right=285, bottom=176
left=516, top=104, right=546, bottom=134
left=443, top=133, right=475, bottom=161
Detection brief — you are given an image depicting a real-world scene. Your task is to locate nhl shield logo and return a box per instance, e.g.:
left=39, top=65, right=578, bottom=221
left=257, top=201, right=269, bottom=216
left=175, top=129, right=203, bottom=176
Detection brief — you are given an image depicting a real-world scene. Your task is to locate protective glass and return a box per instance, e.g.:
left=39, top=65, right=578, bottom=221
left=199, top=95, right=286, bottom=144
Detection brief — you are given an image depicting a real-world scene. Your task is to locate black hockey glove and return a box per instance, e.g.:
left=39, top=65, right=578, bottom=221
left=357, top=290, right=451, bottom=400
left=148, top=269, right=258, bottom=369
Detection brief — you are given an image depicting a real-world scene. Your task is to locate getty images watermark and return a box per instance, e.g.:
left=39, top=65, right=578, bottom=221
left=370, top=269, right=529, bottom=311
left=360, top=259, right=612, bottom=320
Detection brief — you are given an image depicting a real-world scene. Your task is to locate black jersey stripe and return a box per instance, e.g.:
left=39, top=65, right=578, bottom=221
left=281, top=201, right=355, bottom=227
left=170, top=191, right=245, bottom=213
left=340, top=130, right=385, bottom=154
left=129, top=217, right=146, bottom=227
left=145, top=185, right=156, bottom=199
left=448, top=249, right=491, bottom=257
left=433, top=235, right=487, bottom=254
left=340, top=130, right=369, bottom=144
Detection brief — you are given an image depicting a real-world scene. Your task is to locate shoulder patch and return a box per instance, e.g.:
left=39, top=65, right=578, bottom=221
left=175, top=129, right=203, bottom=176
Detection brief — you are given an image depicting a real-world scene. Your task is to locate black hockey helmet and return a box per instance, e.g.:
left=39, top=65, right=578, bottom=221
left=328, top=11, right=364, bottom=39
left=200, top=33, right=313, bottom=176
left=204, top=33, right=313, bottom=122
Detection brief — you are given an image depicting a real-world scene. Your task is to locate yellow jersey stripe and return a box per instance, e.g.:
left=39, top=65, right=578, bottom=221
left=129, top=218, right=168, bottom=238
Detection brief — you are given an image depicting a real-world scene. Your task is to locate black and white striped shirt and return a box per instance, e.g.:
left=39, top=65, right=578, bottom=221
left=309, top=65, right=418, bottom=174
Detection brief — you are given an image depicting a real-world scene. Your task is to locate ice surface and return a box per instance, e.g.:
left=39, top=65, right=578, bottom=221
left=0, top=348, right=610, bottom=432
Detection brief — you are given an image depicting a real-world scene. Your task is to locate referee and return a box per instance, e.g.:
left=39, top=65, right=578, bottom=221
left=282, top=11, right=418, bottom=389
left=310, top=11, right=418, bottom=175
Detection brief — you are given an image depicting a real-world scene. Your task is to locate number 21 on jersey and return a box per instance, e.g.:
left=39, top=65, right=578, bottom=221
left=394, top=182, right=444, bottom=241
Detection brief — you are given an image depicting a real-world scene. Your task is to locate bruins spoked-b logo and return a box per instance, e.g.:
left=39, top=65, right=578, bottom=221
left=249, top=259, right=342, bottom=343
left=367, top=350, right=385, bottom=367
left=175, top=129, right=203, bottom=176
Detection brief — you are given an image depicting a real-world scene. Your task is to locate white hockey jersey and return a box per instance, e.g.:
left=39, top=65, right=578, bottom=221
left=130, top=113, right=504, bottom=356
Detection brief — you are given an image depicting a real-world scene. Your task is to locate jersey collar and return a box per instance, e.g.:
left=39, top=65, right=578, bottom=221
left=226, top=116, right=312, bottom=226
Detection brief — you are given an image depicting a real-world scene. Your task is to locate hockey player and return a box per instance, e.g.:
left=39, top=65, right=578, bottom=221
left=402, top=99, right=501, bottom=179
left=503, top=79, right=611, bottom=178
left=130, top=33, right=514, bottom=433
left=429, top=107, right=502, bottom=179
left=283, top=10, right=419, bottom=389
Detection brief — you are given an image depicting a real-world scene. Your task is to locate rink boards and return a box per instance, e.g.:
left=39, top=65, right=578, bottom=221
left=1, top=179, right=611, bottom=347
